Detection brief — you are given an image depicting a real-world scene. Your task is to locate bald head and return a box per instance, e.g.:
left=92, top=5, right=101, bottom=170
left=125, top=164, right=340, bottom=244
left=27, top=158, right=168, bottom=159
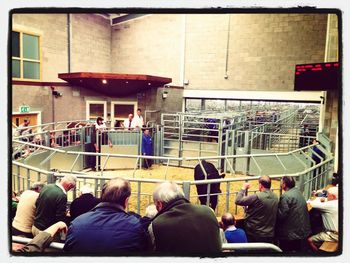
left=101, top=177, right=131, bottom=208
left=259, top=175, right=271, bottom=190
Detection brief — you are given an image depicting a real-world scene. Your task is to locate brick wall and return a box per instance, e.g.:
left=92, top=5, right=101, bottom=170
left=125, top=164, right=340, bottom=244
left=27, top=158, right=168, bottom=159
left=70, top=14, right=112, bottom=73
left=111, top=15, right=183, bottom=85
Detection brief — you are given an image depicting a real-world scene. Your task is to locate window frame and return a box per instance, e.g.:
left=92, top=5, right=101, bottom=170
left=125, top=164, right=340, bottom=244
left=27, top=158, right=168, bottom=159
left=12, top=30, right=42, bottom=81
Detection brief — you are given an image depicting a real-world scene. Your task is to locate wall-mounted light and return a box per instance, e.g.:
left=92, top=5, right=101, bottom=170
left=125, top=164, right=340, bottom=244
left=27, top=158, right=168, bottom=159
left=52, top=90, right=63, bottom=98
left=162, top=90, right=168, bottom=99
left=102, top=79, right=107, bottom=84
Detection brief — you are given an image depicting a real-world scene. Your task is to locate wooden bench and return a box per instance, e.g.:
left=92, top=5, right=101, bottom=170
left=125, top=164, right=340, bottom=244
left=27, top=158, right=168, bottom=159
left=319, top=241, right=338, bottom=252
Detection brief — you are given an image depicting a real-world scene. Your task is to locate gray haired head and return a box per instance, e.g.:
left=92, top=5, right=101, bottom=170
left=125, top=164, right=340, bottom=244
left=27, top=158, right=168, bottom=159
left=30, top=182, right=45, bottom=192
left=153, top=181, right=185, bottom=205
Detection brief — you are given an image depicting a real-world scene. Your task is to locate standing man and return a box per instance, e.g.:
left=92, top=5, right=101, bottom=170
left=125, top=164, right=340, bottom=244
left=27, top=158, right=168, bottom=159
left=32, top=174, right=77, bottom=239
left=12, top=182, right=45, bottom=238
left=235, top=176, right=279, bottom=243
left=142, top=128, right=153, bottom=169
left=18, top=119, right=32, bottom=142
left=148, top=181, right=222, bottom=256
left=123, top=113, right=136, bottom=131
left=276, top=176, right=311, bottom=252
left=89, top=117, right=113, bottom=171
left=134, top=108, right=144, bottom=130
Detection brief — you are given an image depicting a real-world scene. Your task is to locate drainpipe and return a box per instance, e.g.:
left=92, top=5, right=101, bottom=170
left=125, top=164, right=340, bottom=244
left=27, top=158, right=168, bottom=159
left=67, top=14, right=72, bottom=73
left=224, top=14, right=231, bottom=79
left=180, top=14, right=187, bottom=86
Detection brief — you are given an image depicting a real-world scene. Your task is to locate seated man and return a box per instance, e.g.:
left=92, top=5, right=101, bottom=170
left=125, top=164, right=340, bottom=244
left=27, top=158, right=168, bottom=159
left=148, top=181, right=222, bottom=256
left=12, top=182, right=45, bottom=238
left=307, top=186, right=338, bottom=252
left=63, top=177, right=148, bottom=253
left=69, top=185, right=100, bottom=221
left=220, top=213, right=247, bottom=243
left=194, top=160, right=225, bottom=211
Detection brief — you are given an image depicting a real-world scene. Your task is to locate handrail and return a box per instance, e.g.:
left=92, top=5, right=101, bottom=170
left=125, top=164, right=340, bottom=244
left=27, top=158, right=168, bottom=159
left=12, top=236, right=281, bottom=253
left=12, top=236, right=64, bottom=250
left=222, top=242, right=282, bottom=252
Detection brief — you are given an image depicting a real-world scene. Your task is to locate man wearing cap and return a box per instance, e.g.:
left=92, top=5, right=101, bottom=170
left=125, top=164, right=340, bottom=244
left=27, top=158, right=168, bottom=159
left=69, top=185, right=100, bottom=221
left=307, top=186, right=339, bottom=251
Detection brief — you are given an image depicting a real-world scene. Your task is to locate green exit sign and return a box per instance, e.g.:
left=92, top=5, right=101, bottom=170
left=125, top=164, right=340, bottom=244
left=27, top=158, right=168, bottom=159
left=19, top=105, right=30, bottom=113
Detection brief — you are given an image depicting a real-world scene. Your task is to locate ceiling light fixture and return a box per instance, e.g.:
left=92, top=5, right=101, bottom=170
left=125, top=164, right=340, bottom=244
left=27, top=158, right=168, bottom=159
left=102, top=79, right=107, bottom=84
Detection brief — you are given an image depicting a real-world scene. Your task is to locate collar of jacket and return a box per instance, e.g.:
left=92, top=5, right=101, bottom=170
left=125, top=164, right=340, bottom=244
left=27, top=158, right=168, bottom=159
left=154, top=197, right=190, bottom=219
left=92, top=202, right=126, bottom=213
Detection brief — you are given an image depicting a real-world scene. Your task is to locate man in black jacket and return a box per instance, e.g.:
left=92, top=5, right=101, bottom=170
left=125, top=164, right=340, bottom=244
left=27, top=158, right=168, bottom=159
left=148, top=181, right=222, bottom=256
left=276, top=176, right=311, bottom=252
left=69, top=185, right=100, bottom=221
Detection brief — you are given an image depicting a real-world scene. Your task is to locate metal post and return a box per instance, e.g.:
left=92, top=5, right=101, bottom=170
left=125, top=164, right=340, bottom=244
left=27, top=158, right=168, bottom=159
left=182, top=181, right=191, bottom=200
left=47, top=172, right=56, bottom=184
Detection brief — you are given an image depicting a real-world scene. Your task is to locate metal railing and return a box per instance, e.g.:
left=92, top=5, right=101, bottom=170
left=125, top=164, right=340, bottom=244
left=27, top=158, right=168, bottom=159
left=12, top=236, right=281, bottom=253
left=11, top=142, right=333, bottom=216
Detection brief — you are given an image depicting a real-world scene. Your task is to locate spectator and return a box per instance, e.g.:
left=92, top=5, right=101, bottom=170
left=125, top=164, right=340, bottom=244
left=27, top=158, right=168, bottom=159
left=299, top=124, right=310, bottom=148
left=122, top=113, right=136, bottom=131
left=331, top=172, right=339, bottom=186
left=64, top=177, right=148, bottom=253
left=11, top=191, right=19, bottom=221
left=235, top=176, right=279, bottom=243
left=69, top=185, right=100, bottom=221
left=194, top=160, right=225, bottom=211
left=142, top=128, right=153, bottom=169
left=276, top=176, right=311, bottom=252
left=32, top=174, right=76, bottom=239
left=139, top=204, right=158, bottom=231
left=12, top=182, right=45, bottom=238
left=89, top=117, right=113, bottom=171
left=134, top=108, right=144, bottom=130
left=148, top=181, right=222, bottom=256
left=15, top=221, right=68, bottom=253
left=307, top=186, right=338, bottom=252
left=18, top=119, right=32, bottom=142
left=220, top=212, right=247, bottom=243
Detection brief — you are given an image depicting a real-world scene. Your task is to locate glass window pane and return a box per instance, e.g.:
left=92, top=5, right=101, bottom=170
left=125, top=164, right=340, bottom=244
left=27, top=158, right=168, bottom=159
left=185, top=99, right=202, bottom=112
left=23, top=34, right=39, bottom=60
left=23, top=61, right=40, bottom=79
left=205, top=99, right=225, bottom=111
left=12, top=59, right=20, bottom=78
left=114, top=104, right=134, bottom=119
left=12, top=32, right=20, bottom=57
left=89, top=104, right=104, bottom=120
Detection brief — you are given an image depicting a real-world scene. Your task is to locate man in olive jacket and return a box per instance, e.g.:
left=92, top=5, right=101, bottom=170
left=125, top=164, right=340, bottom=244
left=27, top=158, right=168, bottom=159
left=148, top=181, right=222, bottom=256
left=276, top=176, right=311, bottom=252
left=235, top=175, right=279, bottom=243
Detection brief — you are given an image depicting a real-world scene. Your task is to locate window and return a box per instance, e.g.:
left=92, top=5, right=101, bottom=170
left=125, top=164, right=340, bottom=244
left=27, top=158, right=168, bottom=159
left=12, top=31, right=41, bottom=80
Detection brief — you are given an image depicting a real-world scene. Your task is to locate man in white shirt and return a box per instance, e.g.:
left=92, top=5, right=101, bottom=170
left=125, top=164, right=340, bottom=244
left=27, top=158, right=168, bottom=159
left=134, top=108, right=144, bottom=130
left=123, top=113, right=136, bottom=130
left=307, top=186, right=338, bottom=251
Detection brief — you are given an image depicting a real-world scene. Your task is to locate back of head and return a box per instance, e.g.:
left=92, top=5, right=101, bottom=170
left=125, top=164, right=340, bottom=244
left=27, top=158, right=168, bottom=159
left=101, top=177, right=131, bottom=208
left=259, top=175, right=271, bottom=189
left=153, top=181, right=185, bottom=205
left=61, top=174, right=77, bottom=189
left=282, top=176, right=295, bottom=189
left=145, top=204, right=158, bottom=219
left=327, top=186, right=338, bottom=199
left=30, top=182, right=45, bottom=192
left=80, top=185, right=94, bottom=196
left=221, top=212, right=235, bottom=228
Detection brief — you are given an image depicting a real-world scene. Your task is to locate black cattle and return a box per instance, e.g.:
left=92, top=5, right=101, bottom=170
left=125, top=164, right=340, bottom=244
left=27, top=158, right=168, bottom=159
left=194, top=160, right=225, bottom=211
